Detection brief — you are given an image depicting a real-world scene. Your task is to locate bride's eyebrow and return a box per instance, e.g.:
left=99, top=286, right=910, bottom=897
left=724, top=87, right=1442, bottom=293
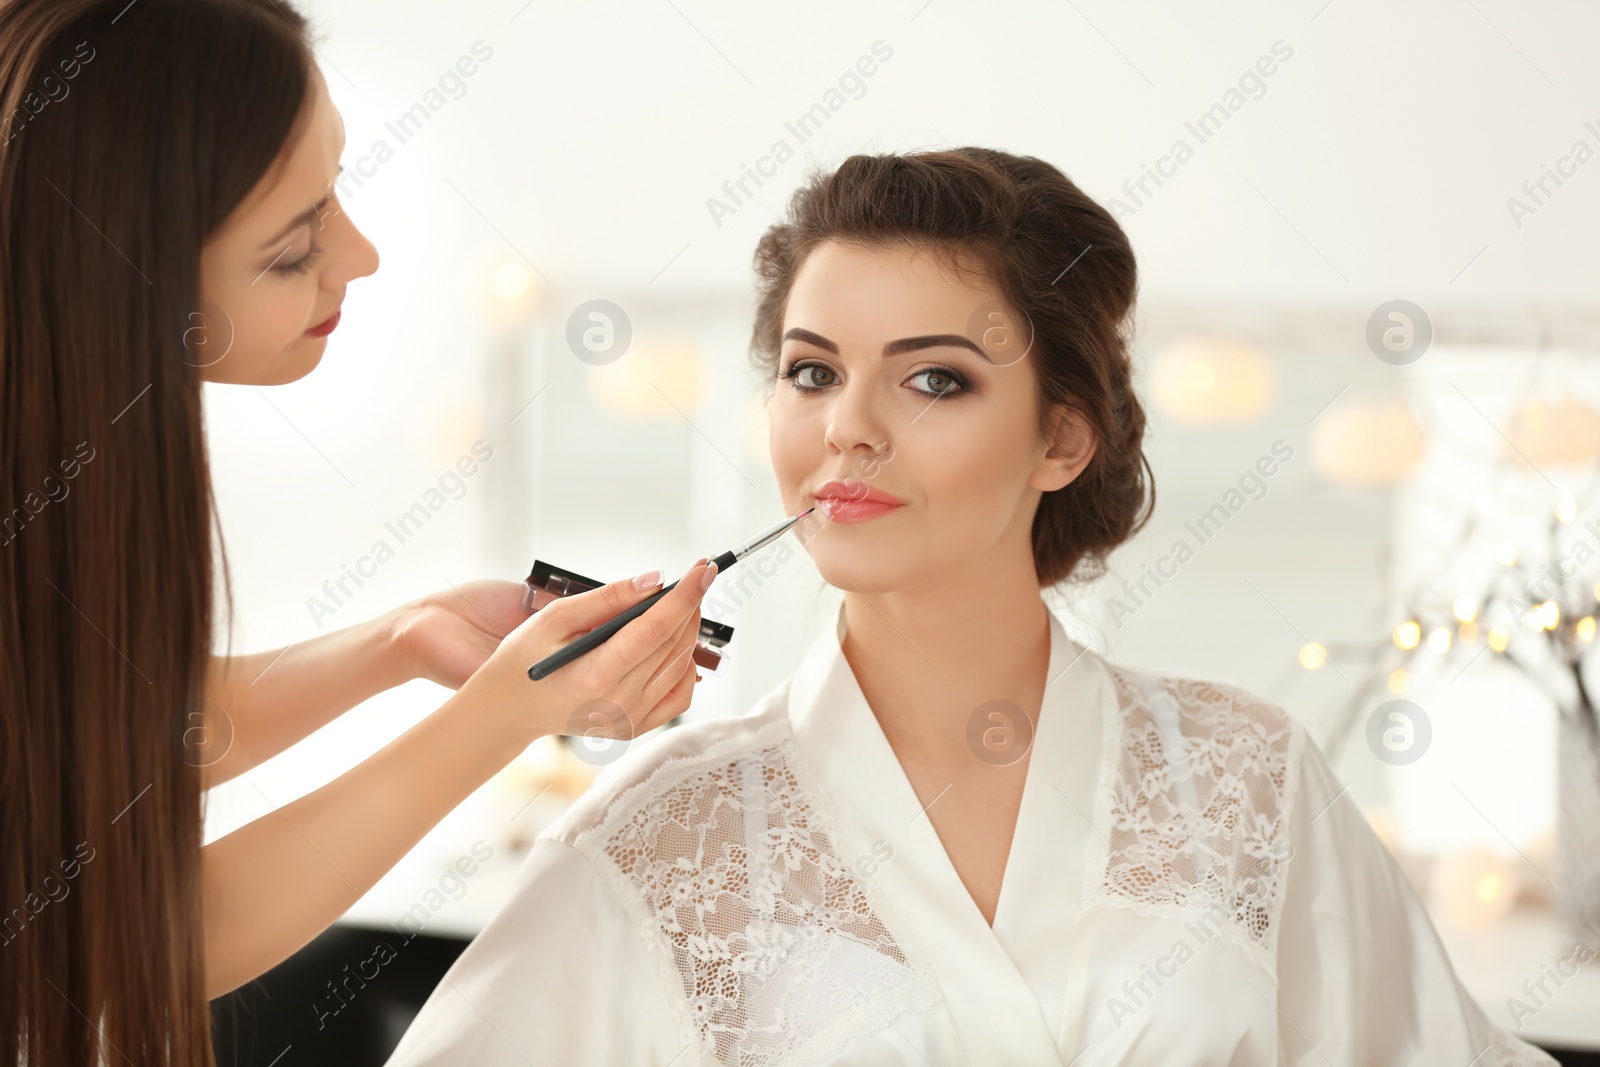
left=782, top=327, right=991, bottom=363
left=883, top=333, right=990, bottom=362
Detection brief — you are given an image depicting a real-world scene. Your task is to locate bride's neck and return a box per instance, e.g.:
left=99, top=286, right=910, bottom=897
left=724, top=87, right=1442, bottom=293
left=837, top=558, right=1053, bottom=745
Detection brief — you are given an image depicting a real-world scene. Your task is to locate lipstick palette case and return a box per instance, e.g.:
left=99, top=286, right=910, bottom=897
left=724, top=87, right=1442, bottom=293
left=522, top=560, right=733, bottom=673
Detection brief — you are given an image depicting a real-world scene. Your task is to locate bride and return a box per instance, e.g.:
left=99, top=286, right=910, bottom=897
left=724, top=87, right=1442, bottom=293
left=384, top=148, right=1555, bottom=1066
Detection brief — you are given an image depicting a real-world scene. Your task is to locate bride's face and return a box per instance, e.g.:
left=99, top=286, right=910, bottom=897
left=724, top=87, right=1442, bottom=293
left=768, top=240, right=1091, bottom=594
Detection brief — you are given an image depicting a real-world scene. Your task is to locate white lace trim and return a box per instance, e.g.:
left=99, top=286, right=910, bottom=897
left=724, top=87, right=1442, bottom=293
left=573, top=717, right=942, bottom=1067
left=1084, top=662, right=1304, bottom=976
left=1487, top=1025, right=1561, bottom=1065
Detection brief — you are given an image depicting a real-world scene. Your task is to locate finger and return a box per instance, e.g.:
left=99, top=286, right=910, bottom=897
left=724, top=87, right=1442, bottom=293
left=598, top=559, right=713, bottom=672
left=636, top=645, right=699, bottom=733
left=561, top=602, right=693, bottom=716
left=617, top=601, right=700, bottom=694
left=644, top=636, right=695, bottom=699
left=620, top=604, right=699, bottom=695
left=498, top=587, right=635, bottom=675
left=541, top=569, right=668, bottom=637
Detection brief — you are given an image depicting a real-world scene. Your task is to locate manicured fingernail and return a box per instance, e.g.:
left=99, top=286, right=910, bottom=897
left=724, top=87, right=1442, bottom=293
left=699, top=562, right=718, bottom=590
left=633, top=569, right=662, bottom=591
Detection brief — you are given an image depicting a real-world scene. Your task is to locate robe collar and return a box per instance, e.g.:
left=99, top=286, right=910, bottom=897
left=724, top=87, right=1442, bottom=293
left=783, top=596, right=1113, bottom=1064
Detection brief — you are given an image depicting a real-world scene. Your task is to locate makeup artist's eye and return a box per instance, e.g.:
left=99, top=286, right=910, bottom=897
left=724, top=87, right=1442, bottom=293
left=273, top=242, right=323, bottom=276
left=779, top=360, right=838, bottom=392
left=906, top=365, right=970, bottom=398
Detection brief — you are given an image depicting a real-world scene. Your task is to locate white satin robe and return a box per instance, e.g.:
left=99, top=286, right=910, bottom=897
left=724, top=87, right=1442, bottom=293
left=384, top=603, right=1557, bottom=1066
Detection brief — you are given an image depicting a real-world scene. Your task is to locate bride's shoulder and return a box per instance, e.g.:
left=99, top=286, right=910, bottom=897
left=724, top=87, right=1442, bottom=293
left=536, top=677, right=797, bottom=852
left=1094, top=651, right=1303, bottom=747
left=1083, top=654, right=1321, bottom=965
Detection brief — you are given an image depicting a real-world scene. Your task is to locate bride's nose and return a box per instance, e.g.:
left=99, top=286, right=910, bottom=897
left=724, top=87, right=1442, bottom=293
left=822, top=378, right=892, bottom=462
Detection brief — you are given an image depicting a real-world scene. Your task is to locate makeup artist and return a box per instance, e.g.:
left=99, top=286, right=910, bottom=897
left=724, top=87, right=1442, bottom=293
left=0, top=2, right=714, bottom=1063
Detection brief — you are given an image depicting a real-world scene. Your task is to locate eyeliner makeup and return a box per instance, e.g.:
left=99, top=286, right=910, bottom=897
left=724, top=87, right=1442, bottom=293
left=525, top=508, right=816, bottom=682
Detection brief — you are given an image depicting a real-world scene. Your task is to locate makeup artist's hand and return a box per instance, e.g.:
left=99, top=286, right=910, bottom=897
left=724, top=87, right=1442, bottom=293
left=454, top=559, right=715, bottom=750
left=387, top=579, right=532, bottom=690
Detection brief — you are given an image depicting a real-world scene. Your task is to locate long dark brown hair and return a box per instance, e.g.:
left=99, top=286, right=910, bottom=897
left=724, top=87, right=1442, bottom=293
left=751, top=148, right=1155, bottom=587
left=0, top=1, right=313, bottom=1063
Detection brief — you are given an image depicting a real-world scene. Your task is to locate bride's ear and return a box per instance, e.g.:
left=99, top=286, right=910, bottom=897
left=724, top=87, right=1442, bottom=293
left=1029, top=403, right=1097, bottom=493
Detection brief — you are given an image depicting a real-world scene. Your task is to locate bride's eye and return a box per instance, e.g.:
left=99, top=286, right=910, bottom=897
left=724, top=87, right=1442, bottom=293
left=780, top=360, right=838, bottom=392
left=907, top=366, right=970, bottom=398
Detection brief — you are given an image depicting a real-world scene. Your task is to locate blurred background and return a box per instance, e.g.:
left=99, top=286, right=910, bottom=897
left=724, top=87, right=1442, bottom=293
left=202, top=0, right=1600, bottom=1062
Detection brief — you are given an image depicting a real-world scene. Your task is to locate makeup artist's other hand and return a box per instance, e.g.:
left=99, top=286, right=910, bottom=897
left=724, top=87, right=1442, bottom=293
left=458, top=559, right=715, bottom=749
left=388, top=579, right=532, bottom=689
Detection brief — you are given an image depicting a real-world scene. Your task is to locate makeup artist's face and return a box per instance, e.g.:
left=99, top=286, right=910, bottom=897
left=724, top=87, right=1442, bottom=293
left=197, top=68, right=378, bottom=385
left=768, top=240, right=1095, bottom=594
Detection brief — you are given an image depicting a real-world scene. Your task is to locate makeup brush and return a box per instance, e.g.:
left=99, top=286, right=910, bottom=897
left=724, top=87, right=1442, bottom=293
left=526, top=508, right=817, bottom=681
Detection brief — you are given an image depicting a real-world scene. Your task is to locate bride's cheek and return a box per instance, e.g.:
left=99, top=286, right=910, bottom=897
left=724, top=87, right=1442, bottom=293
left=770, top=423, right=816, bottom=482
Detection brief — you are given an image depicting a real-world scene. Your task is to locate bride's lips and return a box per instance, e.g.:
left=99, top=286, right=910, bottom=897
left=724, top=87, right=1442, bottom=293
left=306, top=308, right=341, bottom=337
left=813, top=479, right=904, bottom=524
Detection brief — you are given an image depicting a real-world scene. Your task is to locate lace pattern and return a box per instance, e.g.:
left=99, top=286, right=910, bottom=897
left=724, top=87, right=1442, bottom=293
left=574, top=719, right=940, bottom=1067
left=1489, top=1025, right=1561, bottom=1065
left=1085, top=663, right=1304, bottom=974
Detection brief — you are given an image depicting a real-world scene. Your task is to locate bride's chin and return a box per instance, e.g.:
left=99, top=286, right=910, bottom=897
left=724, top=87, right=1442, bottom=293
left=814, top=551, right=915, bottom=598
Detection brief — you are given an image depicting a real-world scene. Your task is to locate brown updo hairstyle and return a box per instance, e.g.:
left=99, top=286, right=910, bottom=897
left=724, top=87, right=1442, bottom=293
left=749, top=147, right=1155, bottom=588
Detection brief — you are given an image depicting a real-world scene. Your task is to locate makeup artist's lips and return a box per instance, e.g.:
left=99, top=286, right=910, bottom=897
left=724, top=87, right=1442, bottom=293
left=813, top=479, right=904, bottom=524
left=306, top=309, right=341, bottom=337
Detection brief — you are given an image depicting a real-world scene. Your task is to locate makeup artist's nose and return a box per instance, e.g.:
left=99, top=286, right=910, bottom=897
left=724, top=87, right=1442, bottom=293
left=821, top=380, right=890, bottom=461
left=323, top=202, right=380, bottom=286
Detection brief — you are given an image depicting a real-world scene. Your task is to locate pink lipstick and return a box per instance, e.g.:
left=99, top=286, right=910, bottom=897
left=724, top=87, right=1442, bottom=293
left=814, top=479, right=904, bottom=523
